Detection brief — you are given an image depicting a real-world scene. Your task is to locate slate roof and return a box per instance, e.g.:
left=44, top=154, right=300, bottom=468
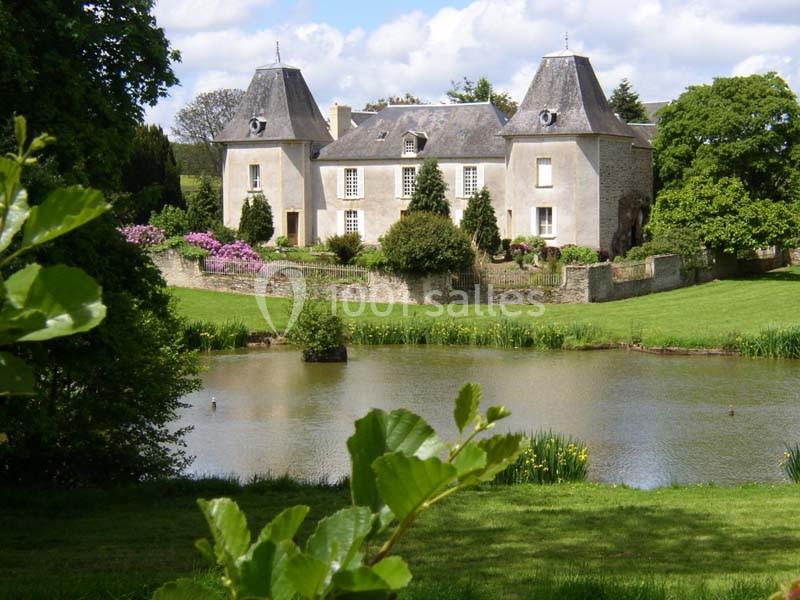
left=216, top=64, right=332, bottom=144
left=316, top=103, right=509, bottom=160
left=642, top=101, right=669, bottom=124
left=629, top=123, right=657, bottom=147
left=351, top=111, right=376, bottom=126
left=500, top=51, right=638, bottom=139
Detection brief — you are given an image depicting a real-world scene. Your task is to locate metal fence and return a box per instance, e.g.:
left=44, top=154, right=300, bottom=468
left=200, top=258, right=369, bottom=282
left=453, top=269, right=562, bottom=290
left=611, top=260, right=653, bottom=282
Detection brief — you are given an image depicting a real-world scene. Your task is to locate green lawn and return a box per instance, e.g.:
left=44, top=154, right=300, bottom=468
left=180, top=174, right=220, bottom=195
left=1, top=480, right=797, bottom=599
left=170, top=267, right=800, bottom=347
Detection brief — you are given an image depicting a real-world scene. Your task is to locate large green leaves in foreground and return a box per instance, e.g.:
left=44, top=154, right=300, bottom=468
left=0, top=116, right=110, bottom=395
left=154, top=383, right=523, bottom=599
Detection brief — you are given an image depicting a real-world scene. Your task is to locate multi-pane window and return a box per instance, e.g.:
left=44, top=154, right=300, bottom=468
left=463, top=166, right=478, bottom=197
left=536, top=158, right=552, bottom=187
left=537, top=207, right=554, bottom=236
left=404, top=138, right=415, bottom=155
left=249, top=164, right=261, bottom=190
left=402, top=167, right=416, bottom=197
left=344, top=168, right=358, bottom=198
left=344, top=209, right=359, bottom=234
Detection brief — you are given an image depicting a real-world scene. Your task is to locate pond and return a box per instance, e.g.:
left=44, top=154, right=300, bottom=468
left=179, top=346, right=800, bottom=488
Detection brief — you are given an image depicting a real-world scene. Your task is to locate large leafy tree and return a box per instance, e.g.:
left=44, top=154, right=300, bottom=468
left=447, top=76, right=518, bottom=118
left=119, top=124, right=183, bottom=223
left=461, top=187, right=501, bottom=254
left=407, top=158, right=449, bottom=217
left=172, top=89, right=245, bottom=175
left=608, top=78, right=648, bottom=123
left=0, top=0, right=179, bottom=190
left=362, top=93, right=424, bottom=112
left=649, top=176, right=800, bottom=255
left=655, top=73, right=800, bottom=204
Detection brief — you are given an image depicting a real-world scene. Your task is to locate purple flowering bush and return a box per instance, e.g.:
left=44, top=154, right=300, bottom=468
left=118, top=224, right=166, bottom=246
left=184, top=231, right=221, bottom=253
left=183, top=231, right=264, bottom=273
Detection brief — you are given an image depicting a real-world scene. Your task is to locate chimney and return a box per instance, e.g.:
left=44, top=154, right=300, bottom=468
left=329, top=104, right=352, bottom=140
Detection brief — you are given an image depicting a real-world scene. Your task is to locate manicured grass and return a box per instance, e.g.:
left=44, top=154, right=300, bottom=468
left=1, top=480, right=796, bottom=599
left=170, top=267, right=800, bottom=347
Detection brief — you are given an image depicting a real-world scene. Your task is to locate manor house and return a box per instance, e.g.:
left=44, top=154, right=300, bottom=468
left=216, top=49, right=653, bottom=256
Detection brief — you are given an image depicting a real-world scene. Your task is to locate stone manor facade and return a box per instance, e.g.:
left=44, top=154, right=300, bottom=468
left=216, top=49, right=653, bottom=256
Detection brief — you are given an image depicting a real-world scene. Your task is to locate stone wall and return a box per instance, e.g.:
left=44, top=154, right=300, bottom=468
left=791, top=249, right=800, bottom=266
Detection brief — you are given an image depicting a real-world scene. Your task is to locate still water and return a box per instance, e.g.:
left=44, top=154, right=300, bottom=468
left=179, top=346, right=800, bottom=488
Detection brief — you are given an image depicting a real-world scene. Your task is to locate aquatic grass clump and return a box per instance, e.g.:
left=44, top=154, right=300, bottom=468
left=182, top=319, right=249, bottom=351
left=347, top=319, right=567, bottom=349
left=493, top=431, right=589, bottom=485
left=736, top=326, right=800, bottom=358
left=782, top=444, right=800, bottom=483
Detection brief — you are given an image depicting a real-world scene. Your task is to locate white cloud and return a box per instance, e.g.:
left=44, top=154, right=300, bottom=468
left=153, top=0, right=273, bottom=32
left=147, top=0, right=800, bottom=129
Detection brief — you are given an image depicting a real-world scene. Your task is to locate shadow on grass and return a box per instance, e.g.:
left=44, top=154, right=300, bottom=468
left=736, top=269, right=800, bottom=283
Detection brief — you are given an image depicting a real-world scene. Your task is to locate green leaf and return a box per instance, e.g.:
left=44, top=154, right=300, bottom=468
left=469, top=434, right=526, bottom=483
left=373, top=454, right=457, bottom=521
left=13, top=116, right=26, bottom=154
left=454, top=382, right=481, bottom=433
left=197, top=498, right=251, bottom=571
left=306, top=506, right=373, bottom=570
left=151, top=578, right=220, bottom=600
left=0, top=308, right=47, bottom=345
left=452, top=444, right=487, bottom=480
left=286, top=552, right=330, bottom=599
left=332, top=557, right=411, bottom=592
left=257, top=505, right=309, bottom=543
left=372, top=556, right=413, bottom=589
left=0, top=188, right=30, bottom=253
left=347, top=408, right=443, bottom=512
left=0, top=352, right=34, bottom=396
left=21, top=186, right=109, bottom=249
left=486, top=405, right=512, bottom=424
left=194, top=538, right=215, bottom=564
left=1, top=263, right=106, bottom=342
left=238, top=539, right=299, bottom=600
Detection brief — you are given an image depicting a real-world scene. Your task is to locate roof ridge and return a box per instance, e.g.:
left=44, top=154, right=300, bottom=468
left=386, top=101, right=492, bottom=108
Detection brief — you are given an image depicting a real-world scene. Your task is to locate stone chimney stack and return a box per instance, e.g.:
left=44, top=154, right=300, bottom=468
left=329, top=104, right=352, bottom=140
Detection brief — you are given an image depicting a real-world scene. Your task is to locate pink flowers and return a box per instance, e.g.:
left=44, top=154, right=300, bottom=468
left=118, top=224, right=166, bottom=246
left=184, top=231, right=221, bottom=253
left=184, top=232, right=264, bottom=274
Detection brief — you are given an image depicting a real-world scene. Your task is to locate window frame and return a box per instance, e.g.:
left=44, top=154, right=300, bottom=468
left=536, top=157, right=552, bottom=188
left=249, top=164, right=262, bottom=191
left=463, top=165, right=479, bottom=197
left=344, top=209, right=359, bottom=234
left=402, top=166, right=416, bottom=198
left=344, top=167, right=359, bottom=199
left=403, top=137, right=416, bottom=156
left=536, top=206, right=555, bottom=238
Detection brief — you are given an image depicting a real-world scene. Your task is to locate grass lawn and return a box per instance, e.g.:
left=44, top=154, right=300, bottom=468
left=170, top=266, right=800, bottom=347
left=180, top=174, right=220, bottom=195
left=1, top=480, right=797, bottom=599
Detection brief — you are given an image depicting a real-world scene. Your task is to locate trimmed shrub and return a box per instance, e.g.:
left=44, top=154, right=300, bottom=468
left=150, top=204, right=190, bottom=237
left=461, top=187, right=501, bottom=254
left=493, top=431, right=589, bottom=485
left=326, top=232, right=363, bottom=265
left=560, top=245, right=599, bottom=265
left=238, top=193, right=274, bottom=245
left=501, top=238, right=512, bottom=260
left=407, top=157, right=449, bottom=216
left=287, top=301, right=346, bottom=362
left=186, top=175, right=222, bottom=231
left=382, top=212, right=474, bottom=274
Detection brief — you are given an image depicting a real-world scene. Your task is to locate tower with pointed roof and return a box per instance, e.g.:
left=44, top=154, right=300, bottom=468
left=501, top=49, right=653, bottom=254
left=216, top=57, right=332, bottom=245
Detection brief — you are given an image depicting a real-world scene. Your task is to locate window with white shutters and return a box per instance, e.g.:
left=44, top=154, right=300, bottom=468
left=344, top=168, right=358, bottom=199
left=537, top=158, right=552, bottom=187
left=249, top=164, right=261, bottom=190
left=402, top=167, right=416, bottom=197
left=404, top=138, right=415, bottom=155
left=463, top=166, right=478, bottom=197
left=344, top=209, right=359, bottom=234
left=537, top=207, right=554, bottom=236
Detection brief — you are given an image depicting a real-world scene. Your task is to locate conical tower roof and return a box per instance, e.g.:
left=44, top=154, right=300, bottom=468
left=216, top=63, right=332, bottom=143
left=500, top=50, right=635, bottom=139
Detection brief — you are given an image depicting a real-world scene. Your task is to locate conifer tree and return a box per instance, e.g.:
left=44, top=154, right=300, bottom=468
left=186, top=176, right=222, bottom=231
left=609, top=79, right=648, bottom=123
left=238, top=193, right=274, bottom=244
left=461, top=186, right=501, bottom=253
left=407, top=157, right=449, bottom=216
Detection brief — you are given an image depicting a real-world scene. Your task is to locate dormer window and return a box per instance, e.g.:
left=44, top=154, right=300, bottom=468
left=402, top=131, right=426, bottom=157
left=404, top=137, right=416, bottom=155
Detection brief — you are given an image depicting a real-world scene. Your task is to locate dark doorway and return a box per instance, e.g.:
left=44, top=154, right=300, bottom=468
left=286, top=212, right=299, bottom=246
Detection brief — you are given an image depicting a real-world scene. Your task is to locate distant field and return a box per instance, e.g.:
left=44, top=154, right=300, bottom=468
left=170, top=267, right=800, bottom=347
left=180, top=174, right=220, bottom=195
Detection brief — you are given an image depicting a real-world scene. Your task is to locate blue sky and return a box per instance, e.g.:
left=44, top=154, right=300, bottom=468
left=148, top=0, right=800, bottom=132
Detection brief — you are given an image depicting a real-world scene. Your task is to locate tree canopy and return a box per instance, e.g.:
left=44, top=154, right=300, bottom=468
left=172, top=88, right=244, bottom=176
left=0, top=0, right=179, bottom=190
left=654, top=72, right=800, bottom=204
left=447, top=77, right=518, bottom=117
left=608, top=79, right=648, bottom=123
left=408, top=158, right=450, bottom=217
left=362, top=93, right=424, bottom=112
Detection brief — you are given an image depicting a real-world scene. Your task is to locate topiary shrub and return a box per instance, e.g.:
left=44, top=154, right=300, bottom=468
left=287, top=301, right=347, bottom=362
left=149, top=204, right=190, bottom=237
left=560, top=245, right=599, bottom=265
left=382, top=212, right=475, bottom=274
left=238, top=193, right=274, bottom=245
left=461, top=187, right=500, bottom=254
left=407, top=157, right=449, bottom=216
left=326, top=232, right=363, bottom=265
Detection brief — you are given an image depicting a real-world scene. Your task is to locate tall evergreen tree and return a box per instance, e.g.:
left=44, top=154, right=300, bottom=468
left=407, top=158, right=449, bottom=217
left=609, top=79, right=648, bottom=123
left=186, top=176, right=222, bottom=231
left=461, top=187, right=501, bottom=253
left=238, top=194, right=274, bottom=244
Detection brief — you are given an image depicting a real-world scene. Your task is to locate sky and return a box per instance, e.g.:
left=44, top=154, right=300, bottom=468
left=147, top=0, right=800, bottom=133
